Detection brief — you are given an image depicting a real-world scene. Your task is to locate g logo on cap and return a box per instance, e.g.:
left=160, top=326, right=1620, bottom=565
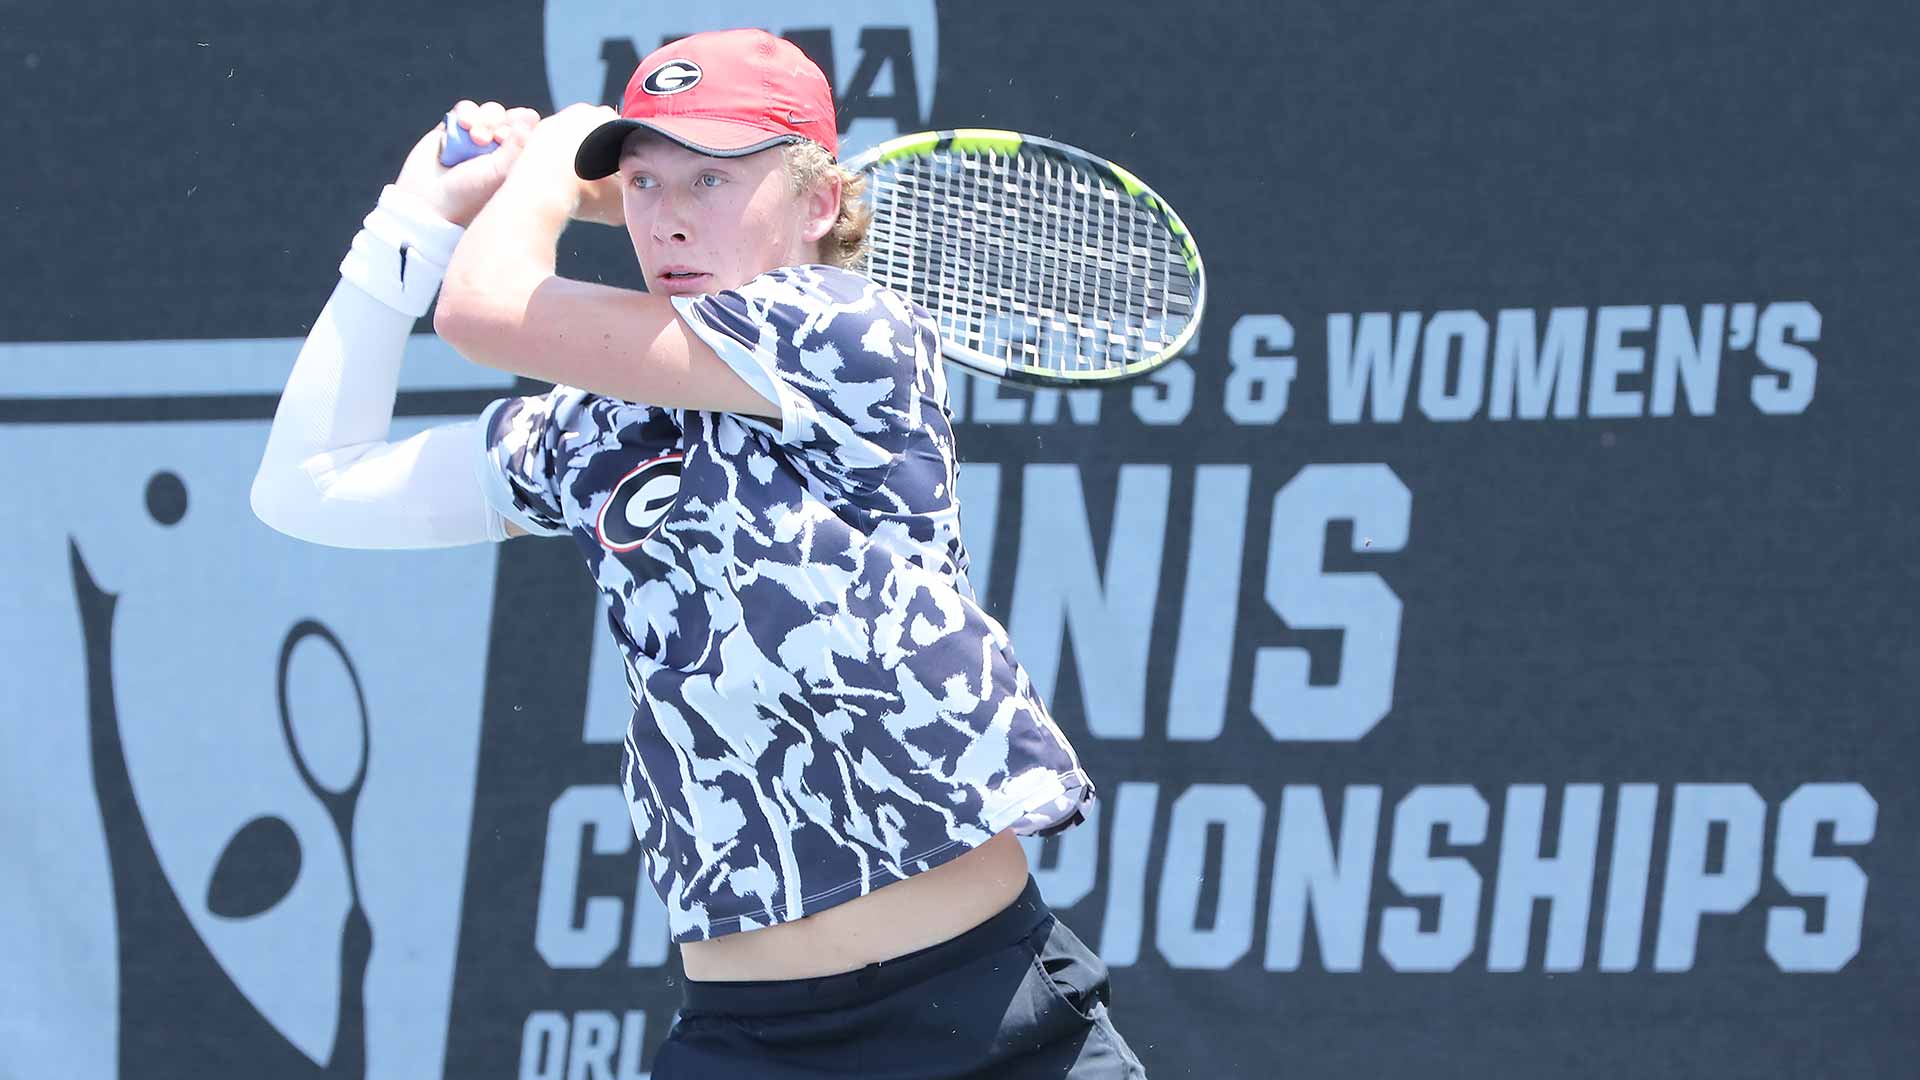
left=641, top=59, right=703, bottom=96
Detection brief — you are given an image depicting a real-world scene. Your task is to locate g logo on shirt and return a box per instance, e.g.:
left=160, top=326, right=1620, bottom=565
left=597, top=453, right=685, bottom=551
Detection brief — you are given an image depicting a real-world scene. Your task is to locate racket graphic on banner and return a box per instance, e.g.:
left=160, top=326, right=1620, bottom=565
left=845, top=129, right=1205, bottom=386
left=440, top=117, right=1206, bottom=385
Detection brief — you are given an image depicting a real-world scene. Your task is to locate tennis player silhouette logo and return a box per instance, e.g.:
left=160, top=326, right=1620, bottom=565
left=76, top=532, right=373, bottom=1076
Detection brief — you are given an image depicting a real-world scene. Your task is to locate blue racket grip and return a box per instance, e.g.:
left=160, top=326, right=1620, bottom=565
left=439, top=110, right=501, bottom=167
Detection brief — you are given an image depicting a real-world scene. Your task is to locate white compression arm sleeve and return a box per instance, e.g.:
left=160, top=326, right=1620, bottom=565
left=251, top=185, right=514, bottom=549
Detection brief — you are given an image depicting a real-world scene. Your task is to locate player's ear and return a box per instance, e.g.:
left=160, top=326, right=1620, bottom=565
left=799, top=169, right=841, bottom=245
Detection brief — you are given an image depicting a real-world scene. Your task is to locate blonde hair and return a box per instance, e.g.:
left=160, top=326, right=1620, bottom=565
left=782, top=141, right=871, bottom=270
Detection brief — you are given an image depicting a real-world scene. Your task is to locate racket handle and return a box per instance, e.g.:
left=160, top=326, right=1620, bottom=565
left=439, top=110, right=501, bottom=167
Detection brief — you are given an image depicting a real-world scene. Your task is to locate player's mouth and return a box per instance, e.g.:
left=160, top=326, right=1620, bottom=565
left=653, top=267, right=710, bottom=293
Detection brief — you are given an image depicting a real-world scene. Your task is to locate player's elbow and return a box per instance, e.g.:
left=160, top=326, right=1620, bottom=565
left=434, top=269, right=526, bottom=362
left=432, top=294, right=477, bottom=356
left=249, top=468, right=317, bottom=544
left=433, top=296, right=511, bottom=375
left=250, top=467, right=351, bottom=548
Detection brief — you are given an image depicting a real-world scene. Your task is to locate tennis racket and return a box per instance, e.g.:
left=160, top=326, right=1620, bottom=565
left=845, top=129, right=1205, bottom=386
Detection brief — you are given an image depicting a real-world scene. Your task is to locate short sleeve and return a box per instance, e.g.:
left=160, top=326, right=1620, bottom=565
left=670, top=266, right=924, bottom=478
left=474, top=384, right=589, bottom=537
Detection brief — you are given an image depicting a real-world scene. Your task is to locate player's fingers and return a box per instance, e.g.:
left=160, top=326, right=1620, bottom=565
left=448, top=100, right=503, bottom=144
left=445, top=100, right=488, bottom=144
left=501, top=108, right=538, bottom=142
left=471, top=100, right=508, bottom=143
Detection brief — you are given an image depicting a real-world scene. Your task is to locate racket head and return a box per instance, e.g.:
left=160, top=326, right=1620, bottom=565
left=844, top=129, right=1206, bottom=387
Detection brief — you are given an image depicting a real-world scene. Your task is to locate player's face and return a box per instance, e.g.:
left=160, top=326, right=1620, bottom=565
left=618, top=132, right=825, bottom=297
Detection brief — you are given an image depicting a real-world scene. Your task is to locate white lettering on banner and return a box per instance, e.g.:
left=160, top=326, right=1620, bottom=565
left=1379, top=786, right=1488, bottom=972
left=1098, top=781, right=1162, bottom=965
left=1588, top=304, right=1653, bottom=418
left=1156, top=785, right=1267, bottom=970
left=518, top=1009, right=650, bottom=1080
left=1767, top=783, right=1877, bottom=972
left=1752, top=301, right=1821, bottom=414
left=1167, top=465, right=1252, bottom=742
left=1418, top=310, right=1488, bottom=422
left=1328, top=312, right=1421, bottom=423
left=1491, top=307, right=1588, bottom=420
left=533, top=785, right=672, bottom=970
left=521, top=1013, right=567, bottom=1080
left=990, top=462, right=1409, bottom=743
left=1655, top=784, right=1766, bottom=972
left=1252, top=465, right=1411, bottom=741
left=1297, top=301, right=1820, bottom=425
left=537, top=786, right=635, bottom=969
left=1488, top=784, right=1603, bottom=972
left=1651, top=303, right=1725, bottom=416
left=1264, top=785, right=1380, bottom=972
left=946, top=325, right=1202, bottom=428
left=522, top=742, right=1880, bottom=980
left=1132, top=359, right=1197, bottom=425
left=1009, top=465, right=1171, bottom=739
left=1051, top=781, right=1878, bottom=975
left=1224, top=315, right=1298, bottom=424
left=1598, top=783, right=1660, bottom=972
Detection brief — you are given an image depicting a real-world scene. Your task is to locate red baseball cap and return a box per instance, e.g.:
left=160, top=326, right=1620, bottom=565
left=574, top=28, right=838, bottom=180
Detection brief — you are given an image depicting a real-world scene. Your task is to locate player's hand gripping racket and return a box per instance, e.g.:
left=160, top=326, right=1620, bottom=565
left=844, top=129, right=1206, bottom=386
left=439, top=110, right=497, bottom=166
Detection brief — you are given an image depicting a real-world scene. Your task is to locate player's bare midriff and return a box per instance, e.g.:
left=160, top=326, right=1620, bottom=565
left=677, top=828, right=1031, bottom=982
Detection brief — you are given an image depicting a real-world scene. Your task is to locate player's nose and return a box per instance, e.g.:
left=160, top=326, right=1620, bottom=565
left=651, top=187, right=695, bottom=244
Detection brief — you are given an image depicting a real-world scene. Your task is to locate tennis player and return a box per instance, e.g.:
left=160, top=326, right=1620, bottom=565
left=251, top=27, right=1144, bottom=1077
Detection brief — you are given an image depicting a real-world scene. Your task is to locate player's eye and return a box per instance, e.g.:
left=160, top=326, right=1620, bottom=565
left=696, top=173, right=724, bottom=189
left=628, top=174, right=658, bottom=190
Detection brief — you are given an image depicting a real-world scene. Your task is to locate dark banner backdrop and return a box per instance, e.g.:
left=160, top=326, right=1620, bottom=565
left=4, top=3, right=1916, bottom=1078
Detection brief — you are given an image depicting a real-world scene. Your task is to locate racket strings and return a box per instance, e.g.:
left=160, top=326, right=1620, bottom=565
left=863, top=149, right=1197, bottom=378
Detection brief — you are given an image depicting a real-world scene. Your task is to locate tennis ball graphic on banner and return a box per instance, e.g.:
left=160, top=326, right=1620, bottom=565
left=542, top=0, right=938, bottom=160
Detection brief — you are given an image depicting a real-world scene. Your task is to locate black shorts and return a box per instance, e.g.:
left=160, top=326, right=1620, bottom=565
left=653, top=876, right=1148, bottom=1078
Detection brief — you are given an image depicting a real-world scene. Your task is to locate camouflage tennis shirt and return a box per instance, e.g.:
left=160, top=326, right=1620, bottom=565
left=476, top=264, right=1093, bottom=942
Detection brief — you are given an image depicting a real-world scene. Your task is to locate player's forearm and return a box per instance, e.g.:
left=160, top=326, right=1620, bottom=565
left=257, top=184, right=457, bottom=469
left=436, top=171, right=574, bottom=373
left=257, top=279, right=410, bottom=469
left=251, top=186, right=506, bottom=549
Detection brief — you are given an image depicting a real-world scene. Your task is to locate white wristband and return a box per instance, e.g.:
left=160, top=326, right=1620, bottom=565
left=338, top=185, right=466, bottom=318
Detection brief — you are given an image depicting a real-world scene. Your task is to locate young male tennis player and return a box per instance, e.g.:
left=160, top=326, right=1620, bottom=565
left=251, top=27, right=1146, bottom=1078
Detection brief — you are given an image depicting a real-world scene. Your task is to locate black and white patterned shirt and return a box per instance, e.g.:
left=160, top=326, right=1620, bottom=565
left=476, top=265, right=1093, bottom=942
